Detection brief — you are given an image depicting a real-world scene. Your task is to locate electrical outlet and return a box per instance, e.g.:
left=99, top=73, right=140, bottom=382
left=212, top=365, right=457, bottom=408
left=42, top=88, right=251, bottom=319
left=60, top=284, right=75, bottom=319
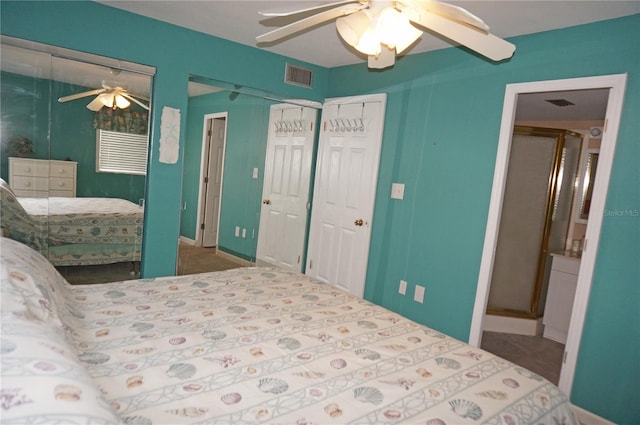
left=414, top=285, right=425, bottom=303
left=242, top=228, right=247, bottom=238
left=234, top=226, right=240, bottom=237
left=399, top=280, right=407, bottom=295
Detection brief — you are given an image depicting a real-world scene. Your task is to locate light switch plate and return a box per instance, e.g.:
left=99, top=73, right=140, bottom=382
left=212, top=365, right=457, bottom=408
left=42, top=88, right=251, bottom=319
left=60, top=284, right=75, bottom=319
left=414, top=285, right=425, bottom=303
left=391, top=183, right=405, bottom=200
left=252, top=168, right=259, bottom=179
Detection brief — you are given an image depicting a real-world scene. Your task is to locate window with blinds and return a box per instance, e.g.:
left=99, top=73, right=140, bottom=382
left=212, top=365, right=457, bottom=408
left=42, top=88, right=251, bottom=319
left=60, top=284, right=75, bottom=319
left=96, top=130, right=148, bottom=175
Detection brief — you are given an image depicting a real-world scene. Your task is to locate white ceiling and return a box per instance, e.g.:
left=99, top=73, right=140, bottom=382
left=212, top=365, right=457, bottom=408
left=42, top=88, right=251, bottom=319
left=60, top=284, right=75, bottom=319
left=3, top=1, right=637, bottom=120
left=97, top=1, right=640, bottom=68
left=92, top=0, right=638, bottom=120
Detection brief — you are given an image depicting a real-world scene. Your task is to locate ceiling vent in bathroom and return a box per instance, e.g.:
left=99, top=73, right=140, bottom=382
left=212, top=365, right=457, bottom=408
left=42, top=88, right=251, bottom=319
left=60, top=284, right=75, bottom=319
left=545, top=98, right=575, bottom=107
left=285, top=63, right=313, bottom=88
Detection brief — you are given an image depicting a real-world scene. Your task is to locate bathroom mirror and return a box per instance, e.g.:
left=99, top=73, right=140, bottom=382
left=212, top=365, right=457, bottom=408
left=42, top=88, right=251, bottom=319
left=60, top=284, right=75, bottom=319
left=0, top=36, right=153, bottom=284
left=578, top=149, right=599, bottom=221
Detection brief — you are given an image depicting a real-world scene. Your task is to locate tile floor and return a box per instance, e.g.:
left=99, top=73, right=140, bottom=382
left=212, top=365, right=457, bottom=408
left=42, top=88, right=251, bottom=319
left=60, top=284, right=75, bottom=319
left=480, top=331, right=565, bottom=384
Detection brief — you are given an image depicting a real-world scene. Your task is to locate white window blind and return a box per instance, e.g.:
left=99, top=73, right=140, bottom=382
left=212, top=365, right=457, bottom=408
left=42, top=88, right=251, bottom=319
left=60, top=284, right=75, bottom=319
left=96, top=130, right=148, bottom=175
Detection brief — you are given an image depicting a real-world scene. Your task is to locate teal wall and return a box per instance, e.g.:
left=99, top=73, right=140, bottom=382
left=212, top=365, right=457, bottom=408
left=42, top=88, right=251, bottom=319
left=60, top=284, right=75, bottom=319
left=326, top=15, right=639, bottom=424
left=1, top=71, right=145, bottom=202
left=1, top=1, right=638, bottom=422
left=182, top=91, right=275, bottom=260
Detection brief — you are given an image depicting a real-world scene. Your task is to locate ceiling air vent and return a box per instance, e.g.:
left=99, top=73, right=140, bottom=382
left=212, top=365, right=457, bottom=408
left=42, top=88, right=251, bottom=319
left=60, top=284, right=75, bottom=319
left=285, top=63, right=313, bottom=88
left=545, top=98, right=575, bottom=107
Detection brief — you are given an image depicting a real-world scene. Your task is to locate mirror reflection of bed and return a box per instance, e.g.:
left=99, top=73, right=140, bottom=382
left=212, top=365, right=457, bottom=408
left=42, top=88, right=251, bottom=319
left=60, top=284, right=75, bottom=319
left=0, top=39, right=152, bottom=284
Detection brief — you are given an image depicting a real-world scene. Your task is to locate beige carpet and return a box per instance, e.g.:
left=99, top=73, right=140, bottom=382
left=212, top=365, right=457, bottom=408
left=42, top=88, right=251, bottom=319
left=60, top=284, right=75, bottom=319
left=57, top=243, right=247, bottom=285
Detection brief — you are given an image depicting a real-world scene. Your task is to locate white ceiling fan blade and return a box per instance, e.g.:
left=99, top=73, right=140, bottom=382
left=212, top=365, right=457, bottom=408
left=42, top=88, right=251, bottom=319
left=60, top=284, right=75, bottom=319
left=409, top=11, right=515, bottom=61
left=58, top=88, right=105, bottom=103
left=259, top=0, right=361, bottom=17
left=368, top=45, right=396, bottom=69
left=86, top=96, right=106, bottom=111
left=399, top=0, right=489, bottom=32
left=120, top=92, right=150, bottom=110
left=257, top=3, right=366, bottom=43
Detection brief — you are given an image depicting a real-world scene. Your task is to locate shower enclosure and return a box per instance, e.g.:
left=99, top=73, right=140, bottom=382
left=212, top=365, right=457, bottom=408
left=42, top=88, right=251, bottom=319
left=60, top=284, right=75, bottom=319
left=486, top=126, right=583, bottom=319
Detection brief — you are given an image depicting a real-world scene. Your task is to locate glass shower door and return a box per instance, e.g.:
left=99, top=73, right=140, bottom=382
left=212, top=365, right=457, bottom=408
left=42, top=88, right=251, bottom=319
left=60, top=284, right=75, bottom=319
left=486, top=126, right=582, bottom=318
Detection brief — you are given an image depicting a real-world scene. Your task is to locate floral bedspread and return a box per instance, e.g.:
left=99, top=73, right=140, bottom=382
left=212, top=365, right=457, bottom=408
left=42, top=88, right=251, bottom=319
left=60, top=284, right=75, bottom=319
left=58, top=268, right=579, bottom=424
left=18, top=196, right=143, bottom=247
left=1, top=177, right=142, bottom=265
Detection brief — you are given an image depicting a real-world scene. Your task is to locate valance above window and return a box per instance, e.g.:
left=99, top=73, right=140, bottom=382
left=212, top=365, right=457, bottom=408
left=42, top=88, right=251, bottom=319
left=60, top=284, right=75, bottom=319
left=94, top=107, right=148, bottom=135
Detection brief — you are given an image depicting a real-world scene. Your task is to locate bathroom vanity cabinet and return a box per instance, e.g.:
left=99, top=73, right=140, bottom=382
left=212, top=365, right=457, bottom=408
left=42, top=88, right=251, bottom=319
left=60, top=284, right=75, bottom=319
left=543, top=252, right=580, bottom=344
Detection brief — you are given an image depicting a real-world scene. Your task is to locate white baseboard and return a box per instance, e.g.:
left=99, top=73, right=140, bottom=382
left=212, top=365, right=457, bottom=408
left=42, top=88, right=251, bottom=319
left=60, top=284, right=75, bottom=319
left=255, top=258, right=277, bottom=268
left=216, top=249, right=252, bottom=267
left=573, top=404, right=614, bottom=425
left=483, top=314, right=543, bottom=336
left=179, top=236, right=196, bottom=245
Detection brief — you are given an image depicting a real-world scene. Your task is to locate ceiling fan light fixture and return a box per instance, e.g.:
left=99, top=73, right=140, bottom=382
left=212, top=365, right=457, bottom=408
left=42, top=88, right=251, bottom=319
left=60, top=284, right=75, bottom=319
left=336, top=12, right=370, bottom=48
left=376, top=7, right=421, bottom=54
left=356, top=28, right=382, bottom=56
left=114, top=94, right=130, bottom=109
left=98, top=93, right=115, bottom=108
left=97, top=92, right=130, bottom=109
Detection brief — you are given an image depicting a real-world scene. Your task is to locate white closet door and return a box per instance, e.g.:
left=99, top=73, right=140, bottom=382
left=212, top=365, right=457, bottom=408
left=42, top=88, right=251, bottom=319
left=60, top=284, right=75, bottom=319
left=256, top=104, right=317, bottom=272
left=306, top=94, right=386, bottom=297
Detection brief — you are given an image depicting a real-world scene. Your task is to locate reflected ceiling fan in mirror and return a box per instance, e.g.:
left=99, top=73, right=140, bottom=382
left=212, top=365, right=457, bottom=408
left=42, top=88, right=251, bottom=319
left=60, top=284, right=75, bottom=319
left=256, top=0, right=515, bottom=69
left=58, top=68, right=150, bottom=111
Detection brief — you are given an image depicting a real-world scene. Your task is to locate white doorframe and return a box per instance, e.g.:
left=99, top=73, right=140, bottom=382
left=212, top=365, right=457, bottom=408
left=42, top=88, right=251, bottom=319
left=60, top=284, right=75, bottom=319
left=195, top=112, right=228, bottom=247
left=469, top=74, right=627, bottom=397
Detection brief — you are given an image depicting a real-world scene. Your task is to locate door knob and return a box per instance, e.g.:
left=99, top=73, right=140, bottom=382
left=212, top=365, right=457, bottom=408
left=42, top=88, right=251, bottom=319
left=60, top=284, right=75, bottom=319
left=263, top=199, right=271, bottom=205
left=354, top=218, right=364, bottom=227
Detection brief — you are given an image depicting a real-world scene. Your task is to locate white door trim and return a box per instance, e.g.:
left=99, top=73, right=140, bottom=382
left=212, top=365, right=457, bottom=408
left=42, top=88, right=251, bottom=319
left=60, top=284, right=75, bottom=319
left=469, top=74, right=628, bottom=397
left=195, top=112, right=228, bottom=247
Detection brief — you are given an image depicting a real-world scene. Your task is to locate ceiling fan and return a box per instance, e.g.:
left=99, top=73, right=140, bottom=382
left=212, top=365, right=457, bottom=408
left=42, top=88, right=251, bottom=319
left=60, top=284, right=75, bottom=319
left=58, top=69, right=149, bottom=111
left=256, top=0, right=516, bottom=69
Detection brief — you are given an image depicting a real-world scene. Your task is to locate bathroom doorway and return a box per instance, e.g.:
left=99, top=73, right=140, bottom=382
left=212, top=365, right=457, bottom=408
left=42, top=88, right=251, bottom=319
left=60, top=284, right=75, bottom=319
left=469, top=74, right=628, bottom=396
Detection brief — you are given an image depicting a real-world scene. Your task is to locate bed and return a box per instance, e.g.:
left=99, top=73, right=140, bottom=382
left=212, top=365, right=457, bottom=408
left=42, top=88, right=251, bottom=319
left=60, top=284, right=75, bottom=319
left=0, top=237, right=578, bottom=424
left=0, top=178, right=143, bottom=266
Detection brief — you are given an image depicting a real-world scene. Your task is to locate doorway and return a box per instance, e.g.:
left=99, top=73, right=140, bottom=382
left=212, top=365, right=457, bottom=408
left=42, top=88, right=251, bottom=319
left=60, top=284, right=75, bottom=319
left=196, top=113, right=227, bottom=248
left=469, top=74, right=627, bottom=396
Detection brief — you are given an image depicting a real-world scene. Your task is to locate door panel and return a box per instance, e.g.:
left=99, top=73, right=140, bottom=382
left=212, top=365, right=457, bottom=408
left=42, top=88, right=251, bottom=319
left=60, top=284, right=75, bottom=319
left=306, top=94, right=387, bottom=297
left=256, top=104, right=317, bottom=272
left=202, top=117, right=226, bottom=247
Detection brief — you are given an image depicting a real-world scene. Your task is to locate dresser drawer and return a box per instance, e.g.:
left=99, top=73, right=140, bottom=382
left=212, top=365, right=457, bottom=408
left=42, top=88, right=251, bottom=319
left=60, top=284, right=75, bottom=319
left=49, top=161, right=76, bottom=178
left=11, top=175, right=49, bottom=193
left=11, top=159, right=49, bottom=177
left=9, top=157, right=77, bottom=197
left=12, top=188, right=48, bottom=198
left=49, top=177, right=74, bottom=193
left=49, top=189, right=74, bottom=197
